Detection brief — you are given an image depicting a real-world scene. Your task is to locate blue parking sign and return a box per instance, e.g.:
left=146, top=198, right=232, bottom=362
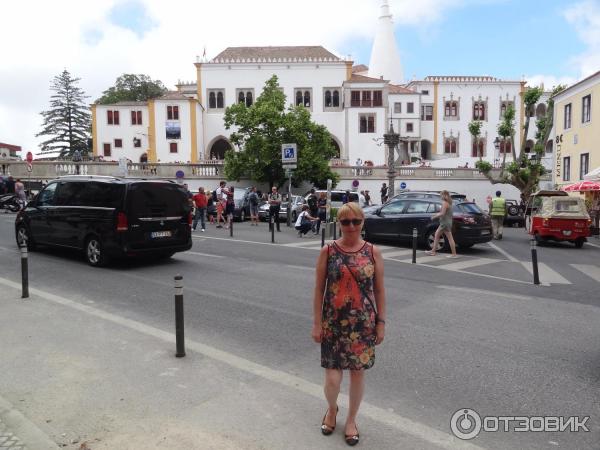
left=281, top=143, right=297, bottom=163
left=400, top=182, right=407, bottom=189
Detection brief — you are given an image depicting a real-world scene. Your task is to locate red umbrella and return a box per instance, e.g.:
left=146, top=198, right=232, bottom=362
left=561, top=180, right=600, bottom=192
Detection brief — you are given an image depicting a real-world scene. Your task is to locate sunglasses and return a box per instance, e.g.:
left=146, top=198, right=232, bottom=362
left=339, top=218, right=363, bottom=226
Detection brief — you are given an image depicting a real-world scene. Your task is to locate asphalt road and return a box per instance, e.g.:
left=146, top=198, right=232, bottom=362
left=0, top=212, right=599, bottom=450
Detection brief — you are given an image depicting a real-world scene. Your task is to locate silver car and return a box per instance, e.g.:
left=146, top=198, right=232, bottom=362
left=258, top=195, right=305, bottom=221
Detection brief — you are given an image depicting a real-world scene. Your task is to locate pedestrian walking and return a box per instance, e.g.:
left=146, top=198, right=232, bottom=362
left=192, top=187, right=207, bottom=231
left=248, top=186, right=260, bottom=226
left=364, top=190, right=371, bottom=206
left=380, top=183, right=388, bottom=204
left=312, top=202, right=386, bottom=446
left=489, top=190, right=506, bottom=239
left=268, top=186, right=282, bottom=232
left=307, top=189, right=319, bottom=232
left=295, top=205, right=318, bottom=236
left=358, top=190, right=366, bottom=207
left=224, top=186, right=235, bottom=229
left=316, top=192, right=327, bottom=234
left=14, top=179, right=26, bottom=210
left=215, top=181, right=226, bottom=228
left=427, top=190, right=458, bottom=257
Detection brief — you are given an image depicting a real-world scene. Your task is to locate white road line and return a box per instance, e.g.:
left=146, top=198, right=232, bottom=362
left=585, top=240, right=600, bottom=249
left=380, top=249, right=413, bottom=258
left=0, top=277, right=485, bottom=450
left=184, top=251, right=224, bottom=258
left=487, top=241, right=519, bottom=262
left=282, top=240, right=322, bottom=247
left=570, top=264, right=600, bottom=282
left=440, top=257, right=499, bottom=271
left=520, top=262, right=571, bottom=285
left=285, top=264, right=313, bottom=271
left=401, top=255, right=442, bottom=264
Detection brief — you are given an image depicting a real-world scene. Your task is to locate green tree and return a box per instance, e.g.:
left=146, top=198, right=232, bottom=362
left=36, top=69, right=91, bottom=157
left=475, top=85, right=565, bottom=201
left=96, top=74, right=167, bottom=104
left=223, top=75, right=339, bottom=188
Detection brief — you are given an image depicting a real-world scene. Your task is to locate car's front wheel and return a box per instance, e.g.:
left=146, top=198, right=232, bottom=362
left=426, top=229, right=447, bottom=251
left=16, top=225, right=36, bottom=251
left=574, top=238, right=585, bottom=248
left=85, top=236, right=109, bottom=267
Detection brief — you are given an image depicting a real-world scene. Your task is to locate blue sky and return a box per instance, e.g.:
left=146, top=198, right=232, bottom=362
left=347, top=0, right=586, bottom=81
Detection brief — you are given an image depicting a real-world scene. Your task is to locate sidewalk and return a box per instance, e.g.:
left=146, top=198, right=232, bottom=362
left=0, top=395, right=59, bottom=450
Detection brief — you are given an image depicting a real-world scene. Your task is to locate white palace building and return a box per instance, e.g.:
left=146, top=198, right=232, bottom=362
left=91, top=1, right=551, bottom=170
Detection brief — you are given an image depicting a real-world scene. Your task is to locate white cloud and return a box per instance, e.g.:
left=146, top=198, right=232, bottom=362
left=564, top=0, right=600, bottom=78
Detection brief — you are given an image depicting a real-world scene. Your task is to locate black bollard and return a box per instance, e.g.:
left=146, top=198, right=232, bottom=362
left=333, top=221, right=337, bottom=240
left=20, top=245, right=29, bottom=299
left=229, top=213, right=233, bottom=237
left=321, top=227, right=325, bottom=248
left=412, top=228, right=417, bottom=264
left=270, top=216, right=275, bottom=243
left=174, top=275, right=186, bottom=357
left=531, top=238, right=540, bottom=285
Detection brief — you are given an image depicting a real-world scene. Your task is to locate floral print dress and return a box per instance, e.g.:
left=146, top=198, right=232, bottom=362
left=321, top=241, right=377, bottom=370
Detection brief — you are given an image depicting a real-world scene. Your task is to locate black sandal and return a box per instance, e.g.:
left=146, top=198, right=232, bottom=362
left=321, top=406, right=338, bottom=435
left=345, top=424, right=360, bottom=446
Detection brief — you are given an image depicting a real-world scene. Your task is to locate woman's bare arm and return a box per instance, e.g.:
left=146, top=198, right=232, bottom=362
left=312, top=246, right=329, bottom=342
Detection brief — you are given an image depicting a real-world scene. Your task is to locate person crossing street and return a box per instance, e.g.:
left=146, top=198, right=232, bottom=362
left=489, top=190, right=506, bottom=240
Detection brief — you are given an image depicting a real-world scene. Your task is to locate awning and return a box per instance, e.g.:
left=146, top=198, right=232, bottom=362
left=584, top=166, right=600, bottom=181
left=561, top=180, right=600, bottom=192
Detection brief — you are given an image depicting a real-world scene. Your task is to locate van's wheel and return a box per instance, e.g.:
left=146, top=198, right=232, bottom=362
left=16, top=225, right=36, bottom=251
left=85, top=236, right=109, bottom=267
left=508, top=205, right=519, bottom=216
left=574, top=238, right=585, bottom=248
left=426, top=229, right=446, bottom=251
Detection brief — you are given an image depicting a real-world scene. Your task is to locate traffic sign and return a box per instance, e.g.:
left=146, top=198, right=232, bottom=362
left=281, top=143, right=297, bottom=164
left=400, top=182, right=407, bottom=189
left=26, top=151, right=33, bottom=163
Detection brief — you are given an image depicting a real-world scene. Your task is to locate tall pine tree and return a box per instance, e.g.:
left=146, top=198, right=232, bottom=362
left=37, top=70, right=91, bottom=157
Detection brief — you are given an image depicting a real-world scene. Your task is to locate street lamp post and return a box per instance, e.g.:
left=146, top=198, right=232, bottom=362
left=383, top=120, right=400, bottom=198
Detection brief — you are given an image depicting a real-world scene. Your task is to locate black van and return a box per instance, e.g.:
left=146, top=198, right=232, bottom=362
left=15, top=176, right=193, bottom=266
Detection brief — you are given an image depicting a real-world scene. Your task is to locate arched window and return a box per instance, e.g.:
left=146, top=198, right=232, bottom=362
left=238, top=91, right=245, bottom=104
left=473, top=102, right=485, bottom=120
left=499, top=140, right=512, bottom=154
left=325, top=90, right=332, bottom=107
left=209, top=92, right=216, bottom=109
left=333, top=90, right=340, bottom=107
left=216, top=92, right=224, bottom=109
left=524, top=139, right=534, bottom=153
left=444, top=138, right=457, bottom=153
left=296, top=91, right=303, bottom=106
left=472, top=139, right=485, bottom=157
left=304, top=91, right=311, bottom=107
left=245, top=91, right=253, bottom=107
left=445, top=101, right=458, bottom=117
left=536, top=103, right=546, bottom=119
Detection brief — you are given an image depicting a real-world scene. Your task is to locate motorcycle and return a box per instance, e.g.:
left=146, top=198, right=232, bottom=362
left=0, top=194, right=23, bottom=212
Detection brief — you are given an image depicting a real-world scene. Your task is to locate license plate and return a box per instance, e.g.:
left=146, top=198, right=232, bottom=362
left=562, top=230, right=572, bottom=236
left=481, top=230, right=490, bottom=235
left=151, top=231, right=172, bottom=238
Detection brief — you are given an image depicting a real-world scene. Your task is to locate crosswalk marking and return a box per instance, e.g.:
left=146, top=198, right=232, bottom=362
left=380, top=249, right=413, bottom=258
left=440, top=257, right=499, bottom=271
left=570, top=264, right=600, bottom=282
left=521, top=262, right=571, bottom=285
left=398, top=255, right=440, bottom=264
left=282, top=240, right=322, bottom=247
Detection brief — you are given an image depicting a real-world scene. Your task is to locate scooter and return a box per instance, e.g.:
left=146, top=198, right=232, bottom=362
left=0, top=194, right=22, bottom=212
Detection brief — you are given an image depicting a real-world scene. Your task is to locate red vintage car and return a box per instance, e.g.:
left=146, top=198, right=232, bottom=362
left=526, top=190, right=592, bottom=248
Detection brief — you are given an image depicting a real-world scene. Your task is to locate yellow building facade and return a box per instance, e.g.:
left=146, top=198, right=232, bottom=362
left=553, top=70, right=600, bottom=188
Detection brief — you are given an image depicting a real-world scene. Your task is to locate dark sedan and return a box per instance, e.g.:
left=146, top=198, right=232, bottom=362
left=363, top=198, right=492, bottom=250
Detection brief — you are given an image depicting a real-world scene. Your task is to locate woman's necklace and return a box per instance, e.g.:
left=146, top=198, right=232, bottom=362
left=336, top=238, right=364, bottom=253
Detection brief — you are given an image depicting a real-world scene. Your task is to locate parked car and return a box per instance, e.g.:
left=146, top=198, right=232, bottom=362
left=232, top=186, right=252, bottom=221
left=388, top=190, right=467, bottom=203
left=14, top=176, right=193, bottom=266
left=258, top=194, right=305, bottom=221
left=526, top=190, right=591, bottom=248
left=363, top=198, right=492, bottom=250
left=303, top=190, right=359, bottom=208
left=504, top=199, right=525, bottom=227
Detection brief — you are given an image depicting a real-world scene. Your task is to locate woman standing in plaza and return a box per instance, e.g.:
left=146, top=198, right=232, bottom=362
left=427, top=190, right=458, bottom=257
left=312, top=202, right=386, bottom=446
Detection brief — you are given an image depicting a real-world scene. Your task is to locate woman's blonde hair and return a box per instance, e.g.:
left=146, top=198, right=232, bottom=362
left=337, top=202, right=365, bottom=221
left=440, top=190, right=452, bottom=205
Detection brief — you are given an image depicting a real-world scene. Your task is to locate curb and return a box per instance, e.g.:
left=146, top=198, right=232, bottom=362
left=0, top=395, right=59, bottom=450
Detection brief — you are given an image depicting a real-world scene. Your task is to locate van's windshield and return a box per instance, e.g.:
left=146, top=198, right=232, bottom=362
left=127, top=183, right=190, bottom=217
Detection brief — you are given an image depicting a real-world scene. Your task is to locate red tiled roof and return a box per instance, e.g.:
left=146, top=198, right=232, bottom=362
left=0, top=142, right=22, bottom=152
left=352, top=64, right=368, bottom=73
left=346, top=74, right=388, bottom=83
left=159, top=91, right=192, bottom=101
left=389, top=84, right=416, bottom=94
left=211, top=46, right=342, bottom=62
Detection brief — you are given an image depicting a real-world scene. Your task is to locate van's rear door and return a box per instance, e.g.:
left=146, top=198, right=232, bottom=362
left=125, top=182, right=191, bottom=250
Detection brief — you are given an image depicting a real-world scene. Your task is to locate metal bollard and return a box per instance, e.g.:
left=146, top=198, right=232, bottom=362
left=333, top=221, right=337, bottom=240
left=174, top=275, right=186, bottom=357
left=270, top=216, right=275, bottom=243
left=412, top=228, right=417, bottom=264
left=321, top=227, right=325, bottom=248
left=20, top=245, right=29, bottom=299
left=530, top=238, right=540, bottom=285
left=229, top=213, right=233, bottom=237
